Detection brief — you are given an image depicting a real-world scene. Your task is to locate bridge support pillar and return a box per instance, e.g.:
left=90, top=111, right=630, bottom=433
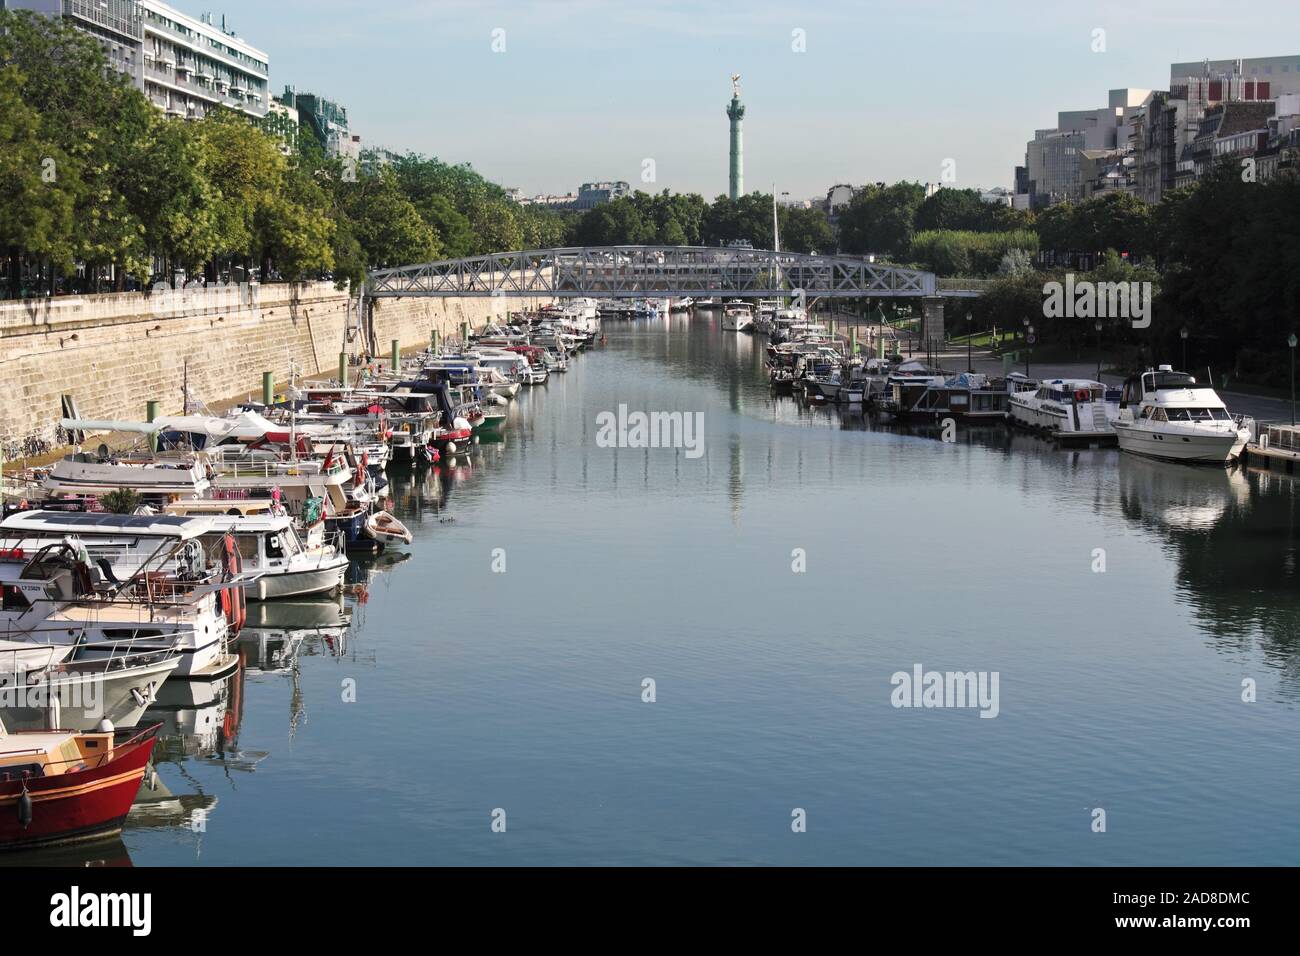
left=922, top=297, right=945, bottom=354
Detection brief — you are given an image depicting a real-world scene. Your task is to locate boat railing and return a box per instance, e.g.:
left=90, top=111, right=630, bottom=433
left=1, top=637, right=178, bottom=679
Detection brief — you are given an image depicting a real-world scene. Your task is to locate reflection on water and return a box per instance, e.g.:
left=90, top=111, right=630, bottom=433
left=70, top=313, right=1300, bottom=865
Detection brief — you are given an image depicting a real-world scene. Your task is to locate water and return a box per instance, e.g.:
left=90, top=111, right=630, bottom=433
left=14, top=313, right=1300, bottom=866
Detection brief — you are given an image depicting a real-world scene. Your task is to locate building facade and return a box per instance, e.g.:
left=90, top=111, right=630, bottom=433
left=2, top=0, right=144, bottom=83
left=575, top=181, right=630, bottom=210
left=3, top=1, right=268, bottom=120
left=139, top=3, right=268, bottom=120
left=280, top=86, right=352, bottom=157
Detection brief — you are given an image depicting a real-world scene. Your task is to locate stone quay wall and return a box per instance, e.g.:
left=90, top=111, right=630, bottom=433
left=0, top=282, right=549, bottom=451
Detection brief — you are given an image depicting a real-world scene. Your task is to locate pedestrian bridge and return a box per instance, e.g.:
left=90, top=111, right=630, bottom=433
left=366, top=246, right=988, bottom=299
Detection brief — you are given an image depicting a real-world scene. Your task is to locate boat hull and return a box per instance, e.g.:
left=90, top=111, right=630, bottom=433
left=0, top=728, right=159, bottom=851
left=1115, top=425, right=1249, bottom=464
left=247, top=558, right=348, bottom=601
left=0, top=656, right=179, bottom=731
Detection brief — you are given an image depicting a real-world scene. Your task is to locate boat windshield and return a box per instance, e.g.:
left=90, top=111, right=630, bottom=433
left=1165, top=407, right=1230, bottom=421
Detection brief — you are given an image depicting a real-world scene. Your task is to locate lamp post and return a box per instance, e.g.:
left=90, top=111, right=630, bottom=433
left=1094, top=319, right=1103, bottom=382
left=1290, top=333, right=1297, bottom=426
left=1022, top=317, right=1030, bottom=376
left=966, top=312, right=973, bottom=372
left=1180, top=325, right=1189, bottom=371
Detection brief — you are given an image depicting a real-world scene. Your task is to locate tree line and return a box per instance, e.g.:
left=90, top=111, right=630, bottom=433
left=0, top=10, right=566, bottom=297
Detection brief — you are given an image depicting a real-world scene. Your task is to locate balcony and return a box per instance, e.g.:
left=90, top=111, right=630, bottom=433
left=65, top=0, right=144, bottom=42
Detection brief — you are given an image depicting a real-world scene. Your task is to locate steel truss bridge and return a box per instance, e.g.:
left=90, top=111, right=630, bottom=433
left=365, top=246, right=989, bottom=300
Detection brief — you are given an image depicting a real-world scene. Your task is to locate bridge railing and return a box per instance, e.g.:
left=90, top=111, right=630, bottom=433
left=936, top=277, right=996, bottom=296
left=366, top=247, right=965, bottom=299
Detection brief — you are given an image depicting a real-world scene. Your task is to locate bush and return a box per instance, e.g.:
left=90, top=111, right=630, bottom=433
left=99, top=488, right=141, bottom=514
left=910, top=230, right=1039, bottom=277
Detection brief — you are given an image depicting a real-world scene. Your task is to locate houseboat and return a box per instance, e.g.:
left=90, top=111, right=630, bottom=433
left=1008, top=378, right=1121, bottom=444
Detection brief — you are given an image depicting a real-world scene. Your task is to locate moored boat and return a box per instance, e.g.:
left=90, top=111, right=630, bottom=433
left=1113, top=366, right=1252, bottom=465
left=0, top=719, right=161, bottom=850
left=1008, top=378, right=1121, bottom=444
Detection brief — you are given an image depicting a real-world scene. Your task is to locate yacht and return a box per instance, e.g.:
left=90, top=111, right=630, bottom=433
left=721, top=300, right=755, bottom=332
left=42, top=447, right=209, bottom=499
left=0, top=525, right=239, bottom=680
left=1008, top=378, right=1122, bottom=444
left=1113, top=366, right=1252, bottom=464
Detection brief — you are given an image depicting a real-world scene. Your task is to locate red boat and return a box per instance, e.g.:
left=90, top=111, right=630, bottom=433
left=0, top=722, right=160, bottom=851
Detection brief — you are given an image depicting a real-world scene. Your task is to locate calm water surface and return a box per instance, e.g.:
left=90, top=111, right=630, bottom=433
left=17, top=313, right=1300, bottom=866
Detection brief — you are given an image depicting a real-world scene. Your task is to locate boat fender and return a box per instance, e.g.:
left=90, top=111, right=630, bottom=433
left=18, top=782, right=32, bottom=829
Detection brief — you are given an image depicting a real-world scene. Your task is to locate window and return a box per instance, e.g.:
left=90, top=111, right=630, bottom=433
left=2, top=586, right=31, bottom=611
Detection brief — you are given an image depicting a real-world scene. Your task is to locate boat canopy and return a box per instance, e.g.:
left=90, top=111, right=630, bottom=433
left=59, top=418, right=161, bottom=435
left=0, top=509, right=216, bottom=540
left=154, top=411, right=278, bottom=441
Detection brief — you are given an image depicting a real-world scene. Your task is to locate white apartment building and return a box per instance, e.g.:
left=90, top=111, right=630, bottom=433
left=139, top=2, right=268, bottom=120
left=3, top=1, right=269, bottom=121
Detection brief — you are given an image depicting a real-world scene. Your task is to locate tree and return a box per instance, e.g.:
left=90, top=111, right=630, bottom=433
left=915, top=188, right=989, bottom=232
left=0, top=65, right=77, bottom=295
left=780, top=206, right=834, bottom=254
left=837, top=182, right=925, bottom=257
left=334, top=169, right=440, bottom=272
left=998, top=248, right=1034, bottom=277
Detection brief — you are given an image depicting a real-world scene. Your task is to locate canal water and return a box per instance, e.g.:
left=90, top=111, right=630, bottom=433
left=14, top=312, right=1300, bottom=866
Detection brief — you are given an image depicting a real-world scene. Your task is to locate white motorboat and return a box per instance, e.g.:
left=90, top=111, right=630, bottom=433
left=722, top=300, right=755, bottom=331
left=1113, top=366, right=1252, bottom=464
left=0, top=640, right=180, bottom=732
left=0, top=527, right=239, bottom=679
left=41, top=439, right=210, bottom=496
left=1008, top=378, right=1121, bottom=443
left=168, top=511, right=347, bottom=601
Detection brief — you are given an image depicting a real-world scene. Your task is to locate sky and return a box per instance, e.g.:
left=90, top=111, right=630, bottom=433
left=208, top=0, right=1300, bottom=199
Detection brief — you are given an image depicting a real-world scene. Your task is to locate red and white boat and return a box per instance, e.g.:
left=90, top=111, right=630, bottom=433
left=0, top=720, right=160, bottom=850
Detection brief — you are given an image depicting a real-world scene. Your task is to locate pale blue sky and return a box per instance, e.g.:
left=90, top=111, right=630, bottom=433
left=211, top=0, right=1299, bottom=198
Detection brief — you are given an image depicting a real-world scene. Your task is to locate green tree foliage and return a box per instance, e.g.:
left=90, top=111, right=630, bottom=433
left=780, top=205, right=835, bottom=254
left=1034, top=192, right=1152, bottom=259
left=910, top=229, right=1039, bottom=276
left=1153, top=166, right=1300, bottom=384
left=837, top=182, right=926, bottom=257
left=998, top=248, right=1035, bottom=277
left=0, top=65, right=77, bottom=292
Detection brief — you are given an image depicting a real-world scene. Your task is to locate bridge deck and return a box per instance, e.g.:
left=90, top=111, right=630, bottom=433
left=366, top=246, right=988, bottom=299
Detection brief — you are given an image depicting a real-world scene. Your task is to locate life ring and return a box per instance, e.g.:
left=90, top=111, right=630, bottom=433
left=1074, top=389, right=1089, bottom=403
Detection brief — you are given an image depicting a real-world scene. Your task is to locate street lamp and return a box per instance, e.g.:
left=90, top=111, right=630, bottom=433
left=1025, top=325, right=1034, bottom=376
left=1289, top=333, right=1297, bottom=426
left=1095, top=319, right=1103, bottom=382
left=966, top=312, right=973, bottom=372
left=1180, top=326, right=1189, bottom=371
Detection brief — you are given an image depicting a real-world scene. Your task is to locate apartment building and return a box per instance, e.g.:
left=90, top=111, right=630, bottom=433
left=139, top=3, right=268, bottom=120
left=3, top=1, right=268, bottom=120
